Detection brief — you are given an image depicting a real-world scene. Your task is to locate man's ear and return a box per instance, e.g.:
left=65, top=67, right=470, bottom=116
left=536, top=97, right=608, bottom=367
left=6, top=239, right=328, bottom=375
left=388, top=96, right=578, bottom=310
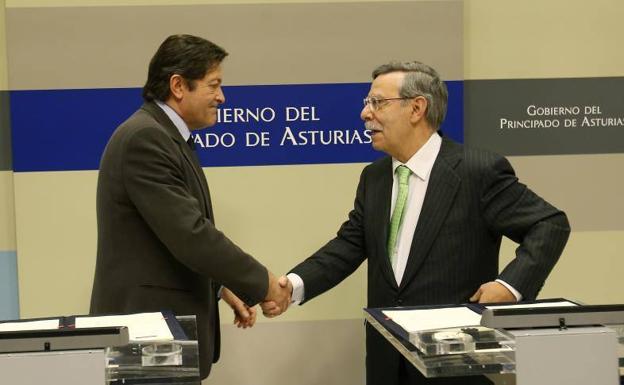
left=410, top=95, right=428, bottom=124
left=169, top=74, right=185, bottom=100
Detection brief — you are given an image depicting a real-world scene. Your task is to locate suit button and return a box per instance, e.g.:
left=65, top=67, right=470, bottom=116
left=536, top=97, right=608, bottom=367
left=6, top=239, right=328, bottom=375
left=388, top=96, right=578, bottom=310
left=397, top=299, right=403, bottom=306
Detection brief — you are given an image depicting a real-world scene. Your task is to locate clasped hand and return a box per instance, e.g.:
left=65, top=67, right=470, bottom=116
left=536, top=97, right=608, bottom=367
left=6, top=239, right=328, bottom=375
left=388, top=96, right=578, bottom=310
left=261, top=273, right=293, bottom=318
left=222, top=273, right=293, bottom=329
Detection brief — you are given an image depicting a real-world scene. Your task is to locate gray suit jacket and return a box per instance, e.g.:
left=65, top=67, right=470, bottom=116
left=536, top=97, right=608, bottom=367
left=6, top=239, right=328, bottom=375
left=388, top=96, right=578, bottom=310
left=291, top=136, right=570, bottom=385
left=90, top=102, right=268, bottom=379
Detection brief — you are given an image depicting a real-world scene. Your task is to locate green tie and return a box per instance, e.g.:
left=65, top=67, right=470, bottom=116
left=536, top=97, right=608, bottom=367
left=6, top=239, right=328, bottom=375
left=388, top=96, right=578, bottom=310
left=387, top=165, right=411, bottom=270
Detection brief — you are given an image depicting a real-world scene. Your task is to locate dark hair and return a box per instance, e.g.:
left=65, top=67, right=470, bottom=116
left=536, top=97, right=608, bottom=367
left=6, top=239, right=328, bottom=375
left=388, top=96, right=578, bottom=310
left=142, top=34, right=228, bottom=102
left=372, top=61, right=448, bottom=129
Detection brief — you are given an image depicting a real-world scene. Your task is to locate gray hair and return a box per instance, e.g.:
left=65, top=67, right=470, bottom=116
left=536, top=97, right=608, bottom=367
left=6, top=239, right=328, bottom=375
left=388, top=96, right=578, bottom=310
left=372, top=61, right=448, bottom=129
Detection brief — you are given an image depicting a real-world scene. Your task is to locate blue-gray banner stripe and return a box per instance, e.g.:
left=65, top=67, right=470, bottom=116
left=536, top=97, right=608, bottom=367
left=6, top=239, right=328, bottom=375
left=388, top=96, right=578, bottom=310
left=0, top=251, right=19, bottom=321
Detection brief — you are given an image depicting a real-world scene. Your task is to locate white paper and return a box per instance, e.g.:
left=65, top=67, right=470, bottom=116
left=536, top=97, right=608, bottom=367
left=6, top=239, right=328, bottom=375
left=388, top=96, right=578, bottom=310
left=383, top=307, right=482, bottom=332
left=75, top=312, right=174, bottom=342
left=486, top=301, right=578, bottom=310
left=0, top=319, right=60, bottom=332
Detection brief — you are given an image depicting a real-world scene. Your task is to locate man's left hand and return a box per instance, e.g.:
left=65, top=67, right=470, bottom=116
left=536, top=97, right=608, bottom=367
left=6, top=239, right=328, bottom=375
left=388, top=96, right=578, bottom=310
left=221, top=287, right=257, bottom=328
left=470, top=281, right=516, bottom=304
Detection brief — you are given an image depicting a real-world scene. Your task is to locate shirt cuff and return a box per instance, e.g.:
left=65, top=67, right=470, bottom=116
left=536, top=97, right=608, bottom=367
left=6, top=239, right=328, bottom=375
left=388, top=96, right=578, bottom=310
left=287, top=273, right=305, bottom=305
left=495, top=279, right=522, bottom=301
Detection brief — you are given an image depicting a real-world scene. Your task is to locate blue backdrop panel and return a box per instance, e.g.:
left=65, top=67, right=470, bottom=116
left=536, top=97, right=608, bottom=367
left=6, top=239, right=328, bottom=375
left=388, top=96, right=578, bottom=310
left=11, top=82, right=463, bottom=172
left=11, top=88, right=143, bottom=172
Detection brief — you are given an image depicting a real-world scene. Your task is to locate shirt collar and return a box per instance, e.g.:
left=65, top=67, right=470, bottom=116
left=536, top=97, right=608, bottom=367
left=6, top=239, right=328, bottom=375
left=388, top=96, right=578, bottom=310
left=392, top=133, right=442, bottom=181
left=155, top=100, right=192, bottom=142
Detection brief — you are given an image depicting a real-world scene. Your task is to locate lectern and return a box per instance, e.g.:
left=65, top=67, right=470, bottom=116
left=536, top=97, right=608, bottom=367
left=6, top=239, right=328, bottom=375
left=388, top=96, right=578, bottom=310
left=365, top=301, right=624, bottom=385
left=0, top=315, right=200, bottom=385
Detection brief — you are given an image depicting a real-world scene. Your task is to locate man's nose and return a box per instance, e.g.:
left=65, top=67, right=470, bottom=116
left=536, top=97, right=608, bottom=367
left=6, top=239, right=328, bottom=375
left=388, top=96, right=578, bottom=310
left=360, top=104, right=372, bottom=121
left=216, top=88, right=225, bottom=104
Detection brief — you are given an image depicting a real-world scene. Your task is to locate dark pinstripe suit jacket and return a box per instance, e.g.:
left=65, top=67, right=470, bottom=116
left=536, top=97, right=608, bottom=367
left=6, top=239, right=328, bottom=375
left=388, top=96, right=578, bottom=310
left=291, top=135, right=570, bottom=385
left=90, top=102, right=268, bottom=379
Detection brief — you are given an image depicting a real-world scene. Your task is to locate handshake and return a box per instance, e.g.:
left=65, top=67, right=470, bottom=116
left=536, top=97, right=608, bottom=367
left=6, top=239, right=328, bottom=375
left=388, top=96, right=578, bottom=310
left=262, top=272, right=294, bottom=318
left=221, top=271, right=293, bottom=329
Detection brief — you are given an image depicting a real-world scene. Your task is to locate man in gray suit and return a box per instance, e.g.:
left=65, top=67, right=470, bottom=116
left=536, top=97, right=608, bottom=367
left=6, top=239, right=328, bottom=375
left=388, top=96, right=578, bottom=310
left=264, top=61, right=570, bottom=384
left=90, top=34, right=290, bottom=380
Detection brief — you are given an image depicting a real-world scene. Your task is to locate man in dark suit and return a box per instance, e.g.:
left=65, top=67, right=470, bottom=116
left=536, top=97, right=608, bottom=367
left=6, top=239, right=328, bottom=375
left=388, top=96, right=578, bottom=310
left=264, top=61, right=570, bottom=384
left=90, top=34, right=290, bottom=380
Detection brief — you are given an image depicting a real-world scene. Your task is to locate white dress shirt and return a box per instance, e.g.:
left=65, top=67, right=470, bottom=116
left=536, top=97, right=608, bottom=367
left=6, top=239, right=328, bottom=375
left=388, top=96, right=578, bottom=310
left=156, top=100, right=191, bottom=142
left=389, top=133, right=441, bottom=284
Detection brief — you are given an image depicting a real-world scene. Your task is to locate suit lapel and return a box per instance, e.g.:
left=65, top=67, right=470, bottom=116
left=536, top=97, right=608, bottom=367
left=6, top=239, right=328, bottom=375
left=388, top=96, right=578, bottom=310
left=180, top=139, right=215, bottom=221
left=371, top=158, right=399, bottom=290
left=399, top=139, right=462, bottom=290
left=141, top=102, right=214, bottom=221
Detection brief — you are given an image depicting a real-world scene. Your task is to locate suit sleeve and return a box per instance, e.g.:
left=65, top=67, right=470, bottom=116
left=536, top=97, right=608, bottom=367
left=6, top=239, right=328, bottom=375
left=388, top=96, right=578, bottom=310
left=289, top=167, right=368, bottom=303
left=121, top=126, right=268, bottom=306
left=480, top=154, right=570, bottom=300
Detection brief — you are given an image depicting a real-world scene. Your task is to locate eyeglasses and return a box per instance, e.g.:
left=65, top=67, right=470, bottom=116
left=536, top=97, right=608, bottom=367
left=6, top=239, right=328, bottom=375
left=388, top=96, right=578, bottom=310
left=363, top=96, right=414, bottom=111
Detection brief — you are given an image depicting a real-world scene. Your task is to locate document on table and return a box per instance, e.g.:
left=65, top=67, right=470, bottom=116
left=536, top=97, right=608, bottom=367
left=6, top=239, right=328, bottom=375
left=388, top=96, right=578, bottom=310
left=382, top=307, right=482, bottom=333
left=485, top=300, right=578, bottom=310
left=0, top=319, right=60, bottom=332
left=75, top=312, right=174, bottom=342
